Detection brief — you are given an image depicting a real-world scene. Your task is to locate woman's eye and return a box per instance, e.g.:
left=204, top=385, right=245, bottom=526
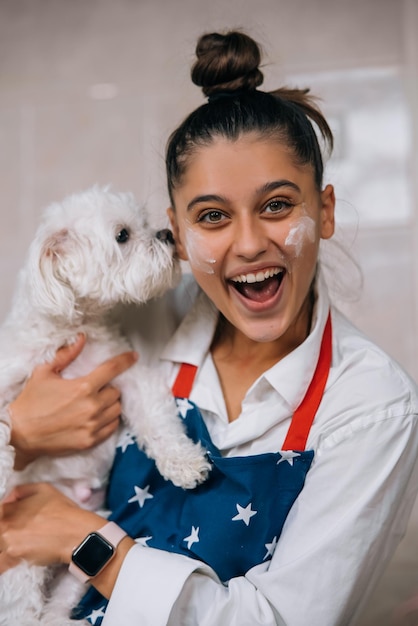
left=198, top=210, right=225, bottom=224
left=264, top=199, right=292, bottom=214
left=115, top=228, right=130, bottom=243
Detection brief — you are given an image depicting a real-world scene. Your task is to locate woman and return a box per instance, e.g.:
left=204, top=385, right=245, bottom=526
left=1, top=31, right=418, bottom=626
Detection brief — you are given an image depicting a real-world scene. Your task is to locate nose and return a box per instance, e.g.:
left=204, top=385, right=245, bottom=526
left=156, top=228, right=175, bottom=245
left=233, top=216, right=268, bottom=260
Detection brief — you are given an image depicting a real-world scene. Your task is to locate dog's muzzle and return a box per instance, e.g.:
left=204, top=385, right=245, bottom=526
left=156, top=229, right=175, bottom=245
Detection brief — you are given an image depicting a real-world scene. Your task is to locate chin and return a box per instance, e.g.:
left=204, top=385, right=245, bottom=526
left=238, top=320, right=288, bottom=344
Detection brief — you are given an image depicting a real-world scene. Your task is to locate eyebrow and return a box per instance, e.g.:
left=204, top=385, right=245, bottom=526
left=187, top=194, right=225, bottom=212
left=258, top=179, right=301, bottom=194
left=186, top=179, right=301, bottom=212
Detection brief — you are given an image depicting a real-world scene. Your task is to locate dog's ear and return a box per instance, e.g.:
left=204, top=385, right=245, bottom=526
left=28, top=228, right=78, bottom=320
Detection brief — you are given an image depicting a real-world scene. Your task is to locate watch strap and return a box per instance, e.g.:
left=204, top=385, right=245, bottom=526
left=96, top=521, right=127, bottom=547
left=69, top=521, right=127, bottom=583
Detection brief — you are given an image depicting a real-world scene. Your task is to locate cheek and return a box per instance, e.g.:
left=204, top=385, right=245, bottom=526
left=283, top=215, right=317, bottom=258
left=182, top=227, right=218, bottom=275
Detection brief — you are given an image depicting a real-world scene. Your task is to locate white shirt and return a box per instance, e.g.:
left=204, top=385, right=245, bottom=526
left=105, top=274, right=418, bottom=626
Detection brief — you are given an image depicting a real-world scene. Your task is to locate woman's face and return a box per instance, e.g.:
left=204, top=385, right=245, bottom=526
left=168, top=134, right=335, bottom=346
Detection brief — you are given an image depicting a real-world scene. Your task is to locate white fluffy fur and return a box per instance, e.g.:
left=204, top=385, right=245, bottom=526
left=0, top=187, right=210, bottom=625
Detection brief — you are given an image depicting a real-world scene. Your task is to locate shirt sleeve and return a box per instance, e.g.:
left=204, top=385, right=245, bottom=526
left=103, top=409, right=418, bottom=626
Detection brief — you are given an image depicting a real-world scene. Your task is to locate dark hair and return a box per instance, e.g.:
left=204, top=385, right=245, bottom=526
left=166, top=31, right=334, bottom=204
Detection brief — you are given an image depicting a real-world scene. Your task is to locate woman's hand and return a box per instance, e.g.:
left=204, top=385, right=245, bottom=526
left=0, top=482, right=101, bottom=572
left=0, top=483, right=135, bottom=598
left=9, top=335, right=138, bottom=468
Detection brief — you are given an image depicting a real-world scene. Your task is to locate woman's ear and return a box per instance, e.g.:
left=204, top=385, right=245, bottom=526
left=319, top=184, right=335, bottom=240
left=167, top=207, right=188, bottom=261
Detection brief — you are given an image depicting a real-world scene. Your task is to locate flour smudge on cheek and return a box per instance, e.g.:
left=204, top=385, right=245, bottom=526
left=284, top=216, right=316, bottom=257
left=184, top=227, right=217, bottom=274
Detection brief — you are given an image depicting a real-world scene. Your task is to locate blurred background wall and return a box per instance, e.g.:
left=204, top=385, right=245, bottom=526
left=0, top=0, right=417, bottom=623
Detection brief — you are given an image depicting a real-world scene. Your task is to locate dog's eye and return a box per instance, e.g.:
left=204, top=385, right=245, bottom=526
left=115, top=228, right=130, bottom=244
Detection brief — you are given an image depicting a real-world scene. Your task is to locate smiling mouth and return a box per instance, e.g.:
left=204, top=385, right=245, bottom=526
left=229, top=268, right=285, bottom=303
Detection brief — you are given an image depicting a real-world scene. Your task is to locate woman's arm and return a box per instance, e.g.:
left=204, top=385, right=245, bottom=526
left=8, top=334, right=138, bottom=469
left=0, top=483, right=135, bottom=598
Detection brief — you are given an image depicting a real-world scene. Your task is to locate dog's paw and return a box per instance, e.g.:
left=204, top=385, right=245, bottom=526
left=156, top=441, right=212, bottom=489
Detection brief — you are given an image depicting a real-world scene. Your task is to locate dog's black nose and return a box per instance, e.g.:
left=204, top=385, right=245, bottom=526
left=156, top=229, right=175, bottom=245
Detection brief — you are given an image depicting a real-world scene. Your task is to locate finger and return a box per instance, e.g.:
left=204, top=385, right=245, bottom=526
left=86, top=351, right=138, bottom=391
left=0, top=553, right=21, bottom=574
left=95, top=385, right=122, bottom=422
left=93, top=416, right=121, bottom=444
left=7, top=482, right=47, bottom=501
left=89, top=394, right=122, bottom=435
left=1, top=490, right=20, bottom=505
left=97, top=385, right=122, bottom=411
left=50, top=334, right=87, bottom=374
left=86, top=389, right=121, bottom=436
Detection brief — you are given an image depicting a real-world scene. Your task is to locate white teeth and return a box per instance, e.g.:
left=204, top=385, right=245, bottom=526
left=231, top=268, right=283, bottom=284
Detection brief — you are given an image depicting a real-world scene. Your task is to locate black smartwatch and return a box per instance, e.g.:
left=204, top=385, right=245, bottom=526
left=69, top=521, right=127, bottom=583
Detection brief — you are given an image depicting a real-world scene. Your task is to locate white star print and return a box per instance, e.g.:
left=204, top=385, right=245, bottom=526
left=183, top=525, right=200, bottom=549
left=87, top=605, right=106, bottom=624
left=263, top=536, right=278, bottom=560
left=136, top=535, right=152, bottom=547
left=175, top=397, right=194, bottom=418
left=128, top=485, right=154, bottom=507
left=232, top=503, right=258, bottom=526
left=277, top=450, right=301, bottom=466
left=117, top=430, right=136, bottom=453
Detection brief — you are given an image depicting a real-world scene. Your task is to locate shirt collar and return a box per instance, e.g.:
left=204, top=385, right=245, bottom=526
left=262, top=272, right=330, bottom=409
left=160, top=271, right=331, bottom=410
left=160, top=288, right=219, bottom=368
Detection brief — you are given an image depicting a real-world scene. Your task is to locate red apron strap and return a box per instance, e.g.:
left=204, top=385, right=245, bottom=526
left=172, top=362, right=198, bottom=398
left=282, top=312, right=332, bottom=451
left=172, top=312, right=332, bottom=452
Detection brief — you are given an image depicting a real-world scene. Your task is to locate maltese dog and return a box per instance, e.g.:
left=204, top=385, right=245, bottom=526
left=0, top=186, right=210, bottom=625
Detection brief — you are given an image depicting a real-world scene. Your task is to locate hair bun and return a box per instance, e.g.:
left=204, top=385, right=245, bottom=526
left=191, top=31, right=264, bottom=97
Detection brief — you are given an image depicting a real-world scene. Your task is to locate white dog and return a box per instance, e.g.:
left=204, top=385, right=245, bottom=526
left=0, top=186, right=210, bottom=625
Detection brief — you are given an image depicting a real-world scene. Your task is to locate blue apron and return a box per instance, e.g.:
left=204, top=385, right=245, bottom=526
left=71, top=314, right=332, bottom=624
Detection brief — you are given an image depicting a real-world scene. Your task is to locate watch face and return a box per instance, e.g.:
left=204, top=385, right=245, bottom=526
left=72, top=532, right=114, bottom=577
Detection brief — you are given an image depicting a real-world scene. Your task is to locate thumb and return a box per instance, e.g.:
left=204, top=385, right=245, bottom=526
left=49, top=334, right=86, bottom=374
left=1, top=488, right=20, bottom=504
left=6, top=482, right=44, bottom=502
